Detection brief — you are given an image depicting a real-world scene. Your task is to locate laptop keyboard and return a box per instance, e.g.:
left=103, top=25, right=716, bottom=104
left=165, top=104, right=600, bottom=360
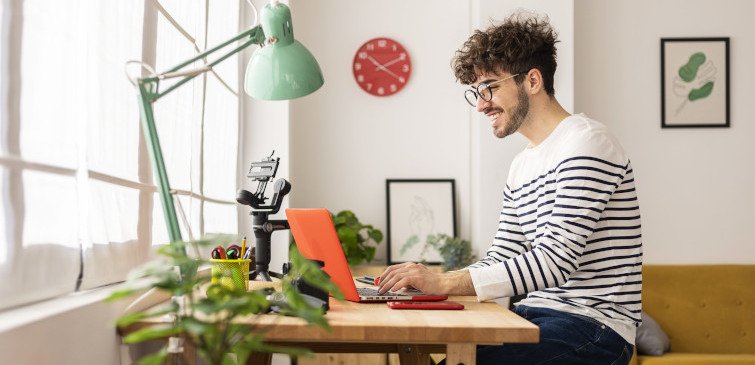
left=356, top=287, right=429, bottom=297
left=357, top=287, right=401, bottom=297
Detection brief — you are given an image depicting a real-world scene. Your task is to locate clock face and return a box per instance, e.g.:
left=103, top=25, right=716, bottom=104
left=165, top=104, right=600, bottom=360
left=352, top=37, right=411, bottom=97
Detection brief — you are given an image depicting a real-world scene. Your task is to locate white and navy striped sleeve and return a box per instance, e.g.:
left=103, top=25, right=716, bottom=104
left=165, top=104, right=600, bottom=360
left=469, top=152, right=630, bottom=301
left=468, top=185, right=529, bottom=268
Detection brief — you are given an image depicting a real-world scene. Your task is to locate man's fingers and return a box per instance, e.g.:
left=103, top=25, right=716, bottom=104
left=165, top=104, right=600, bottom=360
left=390, top=277, right=414, bottom=293
left=377, top=268, right=400, bottom=293
left=378, top=272, right=403, bottom=294
left=378, top=263, right=419, bottom=293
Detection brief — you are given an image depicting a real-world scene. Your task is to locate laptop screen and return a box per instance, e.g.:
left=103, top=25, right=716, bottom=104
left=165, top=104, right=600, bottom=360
left=286, top=208, right=360, bottom=301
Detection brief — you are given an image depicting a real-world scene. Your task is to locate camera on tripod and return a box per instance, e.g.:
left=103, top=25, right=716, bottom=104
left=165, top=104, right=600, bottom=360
left=236, top=151, right=291, bottom=281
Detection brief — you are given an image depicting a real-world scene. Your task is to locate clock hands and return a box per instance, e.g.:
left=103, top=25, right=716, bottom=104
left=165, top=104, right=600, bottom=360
left=366, top=55, right=404, bottom=82
left=378, top=54, right=406, bottom=70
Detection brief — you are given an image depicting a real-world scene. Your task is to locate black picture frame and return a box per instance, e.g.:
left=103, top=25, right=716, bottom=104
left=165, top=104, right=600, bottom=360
left=661, top=37, right=730, bottom=128
left=386, top=179, right=457, bottom=265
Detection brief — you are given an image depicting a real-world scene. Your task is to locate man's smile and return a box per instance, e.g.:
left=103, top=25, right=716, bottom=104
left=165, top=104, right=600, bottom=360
left=485, top=108, right=504, bottom=125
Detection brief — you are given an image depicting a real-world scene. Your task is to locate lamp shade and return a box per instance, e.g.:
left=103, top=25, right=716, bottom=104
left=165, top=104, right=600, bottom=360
left=244, top=2, right=324, bottom=100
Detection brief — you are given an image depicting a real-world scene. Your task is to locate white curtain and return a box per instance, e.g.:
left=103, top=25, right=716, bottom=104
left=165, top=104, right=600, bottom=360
left=0, top=0, right=241, bottom=310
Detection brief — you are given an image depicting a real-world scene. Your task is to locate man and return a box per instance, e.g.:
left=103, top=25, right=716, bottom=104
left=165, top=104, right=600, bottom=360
left=378, top=12, right=641, bottom=365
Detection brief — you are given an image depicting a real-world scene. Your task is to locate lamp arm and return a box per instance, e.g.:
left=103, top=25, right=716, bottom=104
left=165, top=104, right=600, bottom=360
left=136, top=25, right=265, bottom=244
left=143, top=25, right=265, bottom=102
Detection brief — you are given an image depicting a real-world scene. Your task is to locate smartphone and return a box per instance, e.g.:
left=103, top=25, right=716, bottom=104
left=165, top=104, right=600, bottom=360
left=387, top=301, right=465, bottom=310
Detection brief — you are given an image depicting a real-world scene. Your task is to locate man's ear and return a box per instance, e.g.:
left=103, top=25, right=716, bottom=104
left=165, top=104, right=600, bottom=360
left=524, top=68, right=544, bottom=95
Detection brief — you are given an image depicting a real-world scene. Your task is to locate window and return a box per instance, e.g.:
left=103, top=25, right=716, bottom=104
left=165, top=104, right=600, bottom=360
left=0, top=1, right=241, bottom=310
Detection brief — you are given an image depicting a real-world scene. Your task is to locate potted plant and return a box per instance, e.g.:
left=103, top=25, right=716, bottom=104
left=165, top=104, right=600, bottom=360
left=108, top=235, right=341, bottom=365
left=401, top=233, right=477, bottom=271
left=330, top=210, right=383, bottom=266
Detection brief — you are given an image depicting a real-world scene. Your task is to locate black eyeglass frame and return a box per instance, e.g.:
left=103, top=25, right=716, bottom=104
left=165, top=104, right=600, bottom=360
left=463, top=73, right=521, bottom=107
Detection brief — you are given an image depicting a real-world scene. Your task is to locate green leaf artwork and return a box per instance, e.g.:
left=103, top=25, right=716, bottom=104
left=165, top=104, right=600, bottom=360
left=673, top=51, right=716, bottom=115
left=678, top=52, right=706, bottom=82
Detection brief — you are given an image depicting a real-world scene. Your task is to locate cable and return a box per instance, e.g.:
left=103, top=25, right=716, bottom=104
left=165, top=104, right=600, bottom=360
left=245, top=0, right=259, bottom=27
left=124, top=60, right=157, bottom=86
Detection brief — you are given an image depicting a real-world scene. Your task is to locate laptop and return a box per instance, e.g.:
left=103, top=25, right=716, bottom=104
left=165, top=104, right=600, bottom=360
left=286, top=208, right=448, bottom=303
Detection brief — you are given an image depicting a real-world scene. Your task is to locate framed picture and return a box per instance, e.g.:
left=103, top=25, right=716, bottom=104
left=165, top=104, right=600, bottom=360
left=386, top=179, right=456, bottom=264
left=661, top=37, right=729, bottom=128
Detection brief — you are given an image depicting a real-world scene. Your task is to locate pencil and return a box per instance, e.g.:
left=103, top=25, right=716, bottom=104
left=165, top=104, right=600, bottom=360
left=241, top=236, right=247, bottom=260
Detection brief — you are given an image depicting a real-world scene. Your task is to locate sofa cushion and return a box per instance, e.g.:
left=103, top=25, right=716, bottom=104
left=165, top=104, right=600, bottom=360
left=642, top=265, right=755, bottom=353
left=638, top=353, right=755, bottom=365
left=637, top=311, right=670, bottom=355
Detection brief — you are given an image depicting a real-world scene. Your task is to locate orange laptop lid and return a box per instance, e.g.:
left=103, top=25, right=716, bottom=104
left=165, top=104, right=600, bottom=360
left=285, top=208, right=360, bottom=302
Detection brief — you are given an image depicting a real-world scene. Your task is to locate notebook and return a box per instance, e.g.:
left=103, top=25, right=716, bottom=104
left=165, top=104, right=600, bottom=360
left=286, top=208, right=448, bottom=303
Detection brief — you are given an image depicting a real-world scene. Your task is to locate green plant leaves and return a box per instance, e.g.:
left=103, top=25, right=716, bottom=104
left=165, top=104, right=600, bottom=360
left=111, top=234, right=341, bottom=365
left=337, top=227, right=359, bottom=245
left=368, top=228, right=383, bottom=243
left=116, top=301, right=178, bottom=327
left=402, top=234, right=477, bottom=271
left=330, top=210, right=383, bottom=266
left=137, top=348, right=168, bottom=365
left=123, top=324, right=183, bottom=344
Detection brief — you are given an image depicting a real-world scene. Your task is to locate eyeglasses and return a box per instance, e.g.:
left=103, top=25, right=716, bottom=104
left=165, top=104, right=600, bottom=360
left=464, top=73, right=520, bottom=107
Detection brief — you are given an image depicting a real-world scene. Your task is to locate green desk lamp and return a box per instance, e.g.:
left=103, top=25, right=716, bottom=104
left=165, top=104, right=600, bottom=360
left=135, top=1, right=323, bottom=245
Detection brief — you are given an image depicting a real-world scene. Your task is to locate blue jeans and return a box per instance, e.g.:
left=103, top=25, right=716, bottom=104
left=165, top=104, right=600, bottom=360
left=441, top=305, right=634, bottom=365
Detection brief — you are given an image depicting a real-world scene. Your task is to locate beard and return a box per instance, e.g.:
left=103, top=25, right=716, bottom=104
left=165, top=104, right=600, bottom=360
left=495, top=84, right=530, bottom=139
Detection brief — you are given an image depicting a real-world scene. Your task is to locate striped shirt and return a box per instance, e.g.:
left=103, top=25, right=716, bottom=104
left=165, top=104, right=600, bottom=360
left=468, top=114, right=642, bottom=344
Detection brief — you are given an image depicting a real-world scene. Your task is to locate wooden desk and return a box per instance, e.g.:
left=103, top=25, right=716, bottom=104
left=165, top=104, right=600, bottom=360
left=120, top=279, right=539, bottom=365
left=246, top=294, right=538, bottom=365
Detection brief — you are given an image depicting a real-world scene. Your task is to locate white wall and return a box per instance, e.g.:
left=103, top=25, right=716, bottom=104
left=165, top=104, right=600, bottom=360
left=290, top=0, right=574, bottom=262
left=290, top=0, right=473, bottom=261
left=0, top=290, right=134, bottom=365
left=574, top=0, right=755, bottom=263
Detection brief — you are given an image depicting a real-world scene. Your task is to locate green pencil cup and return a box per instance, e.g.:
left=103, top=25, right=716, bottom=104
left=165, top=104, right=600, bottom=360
left=210, top=259, right=251, bottom=291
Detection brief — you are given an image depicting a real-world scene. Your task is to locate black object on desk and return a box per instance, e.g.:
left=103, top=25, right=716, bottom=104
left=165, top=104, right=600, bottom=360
left=236, top=151, right=291, bottom=281
left=356, top=276, right=376, bottom=285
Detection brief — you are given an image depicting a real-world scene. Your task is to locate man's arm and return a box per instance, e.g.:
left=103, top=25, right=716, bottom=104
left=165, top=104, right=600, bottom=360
left=379, top=153, right=631, bottom=300
left=377, top=185, right=529, bottom=296
left=470, top=154, right=630, bottom=301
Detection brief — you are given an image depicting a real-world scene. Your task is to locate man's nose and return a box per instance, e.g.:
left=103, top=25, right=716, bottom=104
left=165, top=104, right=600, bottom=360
left=476, top=96, right=490, bottom=113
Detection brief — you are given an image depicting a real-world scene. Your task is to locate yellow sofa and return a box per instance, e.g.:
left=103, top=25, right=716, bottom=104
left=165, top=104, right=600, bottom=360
left=629, top=265, right=755, bottom=365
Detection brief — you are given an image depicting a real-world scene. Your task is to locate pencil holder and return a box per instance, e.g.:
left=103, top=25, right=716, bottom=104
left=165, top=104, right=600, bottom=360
left=210, top=259, right=251, bottom=291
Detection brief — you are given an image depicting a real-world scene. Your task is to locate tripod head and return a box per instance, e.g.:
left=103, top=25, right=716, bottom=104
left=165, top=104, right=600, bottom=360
left=236, top=151, right=291, bottom=214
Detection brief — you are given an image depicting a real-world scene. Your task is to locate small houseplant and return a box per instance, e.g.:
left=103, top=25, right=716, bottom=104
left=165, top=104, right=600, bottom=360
left=402, top=233, right=477, bottom=271
left=108, top=235, right=341, bottom=365
left=331, top=210, right=383, bottom=266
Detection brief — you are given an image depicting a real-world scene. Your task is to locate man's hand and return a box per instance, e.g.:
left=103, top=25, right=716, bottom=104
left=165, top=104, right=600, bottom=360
left=377, top=262, right=476, bottom=296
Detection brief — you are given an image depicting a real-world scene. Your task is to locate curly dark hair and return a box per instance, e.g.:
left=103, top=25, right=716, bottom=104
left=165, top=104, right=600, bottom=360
left=452, top=11, right=559, bottom=95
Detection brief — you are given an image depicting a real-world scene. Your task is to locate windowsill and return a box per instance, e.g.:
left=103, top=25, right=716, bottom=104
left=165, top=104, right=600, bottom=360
left=0, top=265, right=212, bottom=333
left=0, top=282, right=130, bottom=333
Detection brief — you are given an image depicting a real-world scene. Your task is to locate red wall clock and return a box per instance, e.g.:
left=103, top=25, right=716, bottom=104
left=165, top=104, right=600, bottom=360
left=352, top=37, right=411, bottom=97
